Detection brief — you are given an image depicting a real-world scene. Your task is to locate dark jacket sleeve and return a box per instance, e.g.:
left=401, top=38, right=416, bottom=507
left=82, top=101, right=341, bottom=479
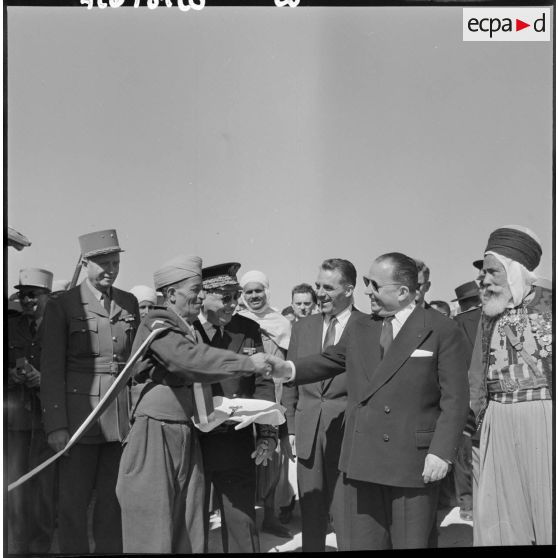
left=138, top=318, right=257, bottom=384
left=294, top=333, right=347, bottom=386
left=40, top=296, right=70, bottom=435
left=283, top=320, right=301, bottom=434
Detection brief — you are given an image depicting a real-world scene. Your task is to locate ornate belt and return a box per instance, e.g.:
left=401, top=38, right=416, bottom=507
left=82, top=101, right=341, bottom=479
left=487, top=376, right=548, bottom=394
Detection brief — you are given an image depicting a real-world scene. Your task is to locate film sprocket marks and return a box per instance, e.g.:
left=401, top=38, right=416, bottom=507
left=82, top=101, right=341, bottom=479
left=80, top=0, right=300, bottom=9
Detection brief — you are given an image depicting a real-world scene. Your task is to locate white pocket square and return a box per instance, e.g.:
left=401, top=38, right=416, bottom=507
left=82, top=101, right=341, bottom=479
left=411, top=349, right=433, bottom=357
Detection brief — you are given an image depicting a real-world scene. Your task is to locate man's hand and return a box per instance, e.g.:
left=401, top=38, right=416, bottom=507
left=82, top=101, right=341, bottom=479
left=251, top=437, right=277, bottom=466
left=8, top=367, right=26, bottom=385
left=47, top=428, right=70, bottom=455
left=422, top=453, right=450, bottom=483
left=284, top=434, right=296, bottom=462
left=23, top=365, right=41, bottom=389
left=249, top=353, right=272, bottom=376
left=263, top=354, right=293, bottom=381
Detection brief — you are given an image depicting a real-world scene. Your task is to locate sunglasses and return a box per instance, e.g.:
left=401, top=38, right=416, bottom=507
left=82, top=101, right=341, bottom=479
left=208, top=291, right=241, bottom=304
left=18, top=290, right=44, bottom=300
left=362, top=277, right=402, bottom=292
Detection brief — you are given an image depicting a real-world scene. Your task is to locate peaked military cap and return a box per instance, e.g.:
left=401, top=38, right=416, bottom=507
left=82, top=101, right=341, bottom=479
left=79, top=229, right=123, bottom=258
left=202, top=262, right=241, bottom=290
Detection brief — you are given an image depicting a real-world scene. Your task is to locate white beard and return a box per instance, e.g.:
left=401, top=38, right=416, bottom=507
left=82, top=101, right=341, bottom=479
left=481, top=286, right=513, bottom=318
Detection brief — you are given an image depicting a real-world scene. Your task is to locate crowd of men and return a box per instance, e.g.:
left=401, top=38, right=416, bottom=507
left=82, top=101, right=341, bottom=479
left=6, top=224, right=553, bottom=553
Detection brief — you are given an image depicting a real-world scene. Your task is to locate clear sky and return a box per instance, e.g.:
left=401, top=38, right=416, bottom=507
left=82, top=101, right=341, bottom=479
left=7, top=5, right=553, bottom=312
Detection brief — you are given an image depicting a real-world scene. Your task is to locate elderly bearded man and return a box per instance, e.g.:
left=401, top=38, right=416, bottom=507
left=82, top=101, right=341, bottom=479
left=115, top=255, right=271, bottom=554
left=469, top=226, right=552, bottom=546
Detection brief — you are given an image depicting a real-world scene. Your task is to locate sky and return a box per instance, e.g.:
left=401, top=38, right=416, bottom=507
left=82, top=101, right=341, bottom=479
left=6, top=4, right=554, bottom=312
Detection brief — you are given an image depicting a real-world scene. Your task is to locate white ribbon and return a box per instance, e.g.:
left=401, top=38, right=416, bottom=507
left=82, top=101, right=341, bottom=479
left=8, top=327, right=169, bottom=492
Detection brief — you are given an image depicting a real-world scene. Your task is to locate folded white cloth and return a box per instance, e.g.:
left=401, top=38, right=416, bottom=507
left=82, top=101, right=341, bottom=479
left=193, top=396, right=286, bottom=433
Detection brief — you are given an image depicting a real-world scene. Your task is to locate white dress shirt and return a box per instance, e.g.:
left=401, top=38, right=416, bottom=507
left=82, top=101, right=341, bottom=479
left=321, top=304, right=353, bottom=346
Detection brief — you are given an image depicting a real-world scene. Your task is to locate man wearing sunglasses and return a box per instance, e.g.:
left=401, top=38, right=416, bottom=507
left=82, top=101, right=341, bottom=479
left=193, top=262, right=277, bottom=554
left=264, top=252, right=469, bottom=550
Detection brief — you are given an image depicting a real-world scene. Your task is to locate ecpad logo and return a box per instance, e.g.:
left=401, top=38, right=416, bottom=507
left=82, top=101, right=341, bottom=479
left=463, top=8, right=550, bottom=41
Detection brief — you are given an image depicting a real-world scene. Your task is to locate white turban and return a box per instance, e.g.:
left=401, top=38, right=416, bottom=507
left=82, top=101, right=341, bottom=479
left=239, top=270, right=269, bottom=289
left=130, top=285, right=158, bottom=305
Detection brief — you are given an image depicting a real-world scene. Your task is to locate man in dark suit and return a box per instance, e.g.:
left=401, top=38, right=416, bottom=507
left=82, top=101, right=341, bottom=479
left=41, top=229, right=140, bottom=554
left=265, top=252, right=470, bottom=550
left=282, top=259, right=362, bottom=552
left=451, top=280, right=482, bottom=521
left=194, top=262, right=277, bottom=553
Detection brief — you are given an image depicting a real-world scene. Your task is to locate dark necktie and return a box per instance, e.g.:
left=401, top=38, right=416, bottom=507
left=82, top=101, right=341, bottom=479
left=212, top=326, right=223, bottom=347
left=379, top=316, right=394, bottom=359
left=322, top=317, right=338, bottom=350
left=29, top=319, right=37, bottom=338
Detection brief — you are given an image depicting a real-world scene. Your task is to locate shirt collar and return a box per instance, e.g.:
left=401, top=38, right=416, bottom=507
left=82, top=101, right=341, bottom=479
left=392, top=301, right=416, bottom=328
left=85, top=278, right=109, bottom=301
left=325, top=304, right=352, bottom=327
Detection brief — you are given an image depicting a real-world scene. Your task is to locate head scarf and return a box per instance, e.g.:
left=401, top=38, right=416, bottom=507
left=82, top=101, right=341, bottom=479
left=153, top=255, right=202, bottom=290
left=238, top=270, right=291, bottom=350
left=485, top=251, right=537, bottom=308
left=130, top=285, right=158, bottom=305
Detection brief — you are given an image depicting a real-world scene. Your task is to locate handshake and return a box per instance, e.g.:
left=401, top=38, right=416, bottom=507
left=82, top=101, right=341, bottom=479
left=248, top=353, right=293, bottom=381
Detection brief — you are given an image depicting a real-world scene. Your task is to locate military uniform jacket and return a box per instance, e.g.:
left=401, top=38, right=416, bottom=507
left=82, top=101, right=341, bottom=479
left=40, top=281, right=140, bottom=443
left=131, top=307, right=258, bottom=423
left=293, top=306, right=470, bottom=488
left=7, top=314, right=44, bottom=430
left=193, top=314, right=277, bottom=469
left=283, top=309, right=364, bottom=461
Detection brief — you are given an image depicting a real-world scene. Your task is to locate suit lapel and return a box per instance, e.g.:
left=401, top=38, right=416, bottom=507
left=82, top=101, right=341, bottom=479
left=79, top=280, right=107, bottom=317
left=363, top=306, right=431, bottom=401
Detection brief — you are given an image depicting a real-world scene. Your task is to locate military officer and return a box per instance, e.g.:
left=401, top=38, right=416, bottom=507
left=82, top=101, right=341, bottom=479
left=115, top=254, right=272, bottom=554
left=194, top=262, right=277, bottom=553
left=7, top=268, right=56, bottom=554
left=40, top=229, right=140, bottom=554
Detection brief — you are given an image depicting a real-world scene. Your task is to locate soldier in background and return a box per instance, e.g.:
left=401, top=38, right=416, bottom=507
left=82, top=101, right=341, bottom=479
left=7, top=268, right=56, bottom=554
left=41, top=229, right=140, bottom=554
left=130, top=284, right=158, bottom=319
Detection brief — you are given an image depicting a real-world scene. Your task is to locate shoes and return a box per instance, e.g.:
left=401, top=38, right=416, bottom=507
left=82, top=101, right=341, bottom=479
left=261, top=518, right=292, bottom=538
left=459, top=509, right=473, bottom=522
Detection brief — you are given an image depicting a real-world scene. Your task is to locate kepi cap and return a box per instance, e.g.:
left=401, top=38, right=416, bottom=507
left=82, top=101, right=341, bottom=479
left=202, top=262, right=241, bottom=290
left=154, top=255, right=202, bottom=290
left=79, top=229, right=123, bottom=259
left=452, top=281, right=480, bottom=302
left=14, top=268, right=53, bottom=292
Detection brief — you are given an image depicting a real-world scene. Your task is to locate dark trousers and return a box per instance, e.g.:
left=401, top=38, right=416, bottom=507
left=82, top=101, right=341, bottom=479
left=7, top=429, right=57, bottom=554
left=341, top=475, right=440, bottom=550
left=57, top=441, right=123, bottom=554
left=201, top=427, right=260, bottom=553
left=116, top=416, right=205, bottom=554
left=297, top=418, right=345, bottom=552
left=454, top=435, right=473, bottom=511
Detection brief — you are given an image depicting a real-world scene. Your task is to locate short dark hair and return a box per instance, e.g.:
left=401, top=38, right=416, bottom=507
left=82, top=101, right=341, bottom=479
left=414, top=258, right=431, bottom=282
left=430, top=300, right=451, bottom=315
left=376, top=253, right=419, bottom=293
left=321, top=258, right=357, bottom=287
left=291, top=283, right=317, bottom=304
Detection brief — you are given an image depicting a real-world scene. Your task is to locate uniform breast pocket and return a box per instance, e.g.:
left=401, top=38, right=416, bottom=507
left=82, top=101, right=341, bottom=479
left=69, top=318, right=100, bottom=356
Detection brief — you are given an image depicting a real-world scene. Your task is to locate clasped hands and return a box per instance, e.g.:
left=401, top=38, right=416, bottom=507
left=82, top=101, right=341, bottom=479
left=248, top=353, right=292, bottom=380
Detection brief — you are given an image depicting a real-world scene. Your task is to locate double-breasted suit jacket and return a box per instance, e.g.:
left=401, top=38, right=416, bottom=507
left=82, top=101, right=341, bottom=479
left=293, top=305, right=470, bottom=488
left=40, top=280, right=140, bottom=443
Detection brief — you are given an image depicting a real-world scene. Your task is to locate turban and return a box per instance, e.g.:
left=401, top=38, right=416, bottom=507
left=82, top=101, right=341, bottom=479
left=154, top=255, right=202, bottom=290
left=485, top=225, right=542, bottom=271
left=239, top=270, right=269, bottom=289
left=130, top=285, right=158, bottom=305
